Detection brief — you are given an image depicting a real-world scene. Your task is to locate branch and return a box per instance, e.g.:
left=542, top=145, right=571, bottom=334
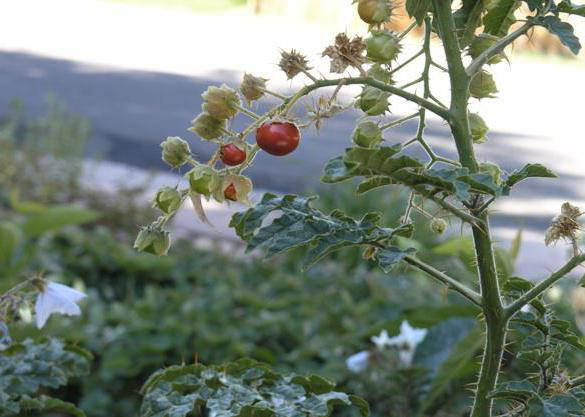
left=505, top=253, right=585, bottom=319
left=281, top=77, right=452, bottom=121
left=417, top=188, right=487, bottom=231
left=466, top=22, right=534, bottom=76
left=403, top=255, right=483, bottom=307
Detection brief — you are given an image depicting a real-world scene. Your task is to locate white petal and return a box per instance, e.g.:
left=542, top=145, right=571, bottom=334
left=35, top=292, right=51, bottom=329
left=47, top=282, right=87, bottom=303
left=346, top=351, right=370, bottom=373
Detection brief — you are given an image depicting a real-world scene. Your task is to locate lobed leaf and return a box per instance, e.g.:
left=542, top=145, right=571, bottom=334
left=534, top=15, right=582, bottom=54
left=558, top=0, right=585, bottom=17
left=484, top=0, right=521, bottom=37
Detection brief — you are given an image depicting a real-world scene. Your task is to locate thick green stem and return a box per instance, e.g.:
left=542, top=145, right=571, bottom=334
left=433, top=2, right=506, bottom=415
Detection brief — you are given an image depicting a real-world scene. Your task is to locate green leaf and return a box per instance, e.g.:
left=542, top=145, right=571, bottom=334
left=376, top=246, right=416, bottom=273
left=506, top=163, right=557, bottom=188
left=523, top=0, right=546, bottom=11
left=356, top=176, right=394, bottom=194
left=230, top=194, right=411, bottom=270
left=489, top=379, right=537, bottom=401
left=535, top=15, right=582, bottom=54
left=0, top=221, right=20, bottom=266
left=558, top=0, right=585, bottom=17
left=140, top=359, right=369, bottom=417
left=528, top=394, right=584, bottom=417
left=18, top=395, right=86, bottom=417
left=321, top=156, right=354, bottom=184
left=484, top=0, right=521, bottom=37
left=0, top=338, right=92, bottom=396
left=405, top=0, right=432, bottom=25
left=509, top=229, right=523, bottom=261
left=22, top=205, right=100, bottom=237
left=416, top=325, right=483, bottom=415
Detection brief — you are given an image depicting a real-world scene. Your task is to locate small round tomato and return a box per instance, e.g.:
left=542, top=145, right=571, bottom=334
left=224, top=183, right=237, bottom=201
left=220, top=144, right=246, bottom=166
left=256, top=121, right=300, bottom=156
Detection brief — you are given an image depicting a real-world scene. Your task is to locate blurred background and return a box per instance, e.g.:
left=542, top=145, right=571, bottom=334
left=2, top=1, right=585, bottom=416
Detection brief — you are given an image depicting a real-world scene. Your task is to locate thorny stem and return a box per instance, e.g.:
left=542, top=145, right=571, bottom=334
left=380, top=112, right=419, bottom=130
left=260, top=88, right=288, bottom=101
left=505, top=253, right=585, bottom=319
left=398, top=21, right=418, bottom=40
left=403, top=255, right=483, bottom=307
left=390, top=49, right=424, bottom=75
left=235, top=105, right=261, bottom=120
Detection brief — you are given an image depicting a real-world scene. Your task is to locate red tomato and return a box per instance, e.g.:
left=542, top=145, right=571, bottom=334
left=256, top=121, right=300, bottom=156
left=224, top=183, right=237, bottom=201
left=220, top=144, right=246, bottom=166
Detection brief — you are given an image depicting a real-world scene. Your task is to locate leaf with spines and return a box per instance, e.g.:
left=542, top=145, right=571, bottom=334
left=534, top=15, right=582, bottom=54
left=140, top=359, right=369, bottom=417
left=505, top=163, right=557, bottom=188
left=230, top=193, right=413, bottom=270
left=558, top=0, right=585, bottom=17
left=483, top=0, right=521, bottom=38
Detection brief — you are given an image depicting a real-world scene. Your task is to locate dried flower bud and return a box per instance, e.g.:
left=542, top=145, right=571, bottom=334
left=322, top=33, right=366, bottom=74
left=478, top=162, right=503, bottom=185
left=357, top=0, right=394, bottom=25
left=352, top=120, right=382, bottom=148
left=357, top=87, right=390, bottom=116
left=469, top=70, right=498, bottom=99
left=279, top=49, right=311, bottom=80
left=367, top=64, right=394, bottom=84
left=365, top=30, right=402, bottom=64
left=153, top=186, right=183, bottom=214
left=468, top=34, right=504, bottom=65
left=186, top=166, right=219, bottom=198
left=189, top=113, right=226, bottom=140
left=240, top=73, right=267, bottom=104
left=160, top=136, right=191, bottom=168
left=545, top=202, right=582, bottom=247
left=469, top=112, right=489, bottom=144
left=362, top=245, right=378, bottom=260
left=430, top=218, right=447, bottom=235
left=202, top=84, right=241, bottom=120
left=134, top=226, right=171, bottom=256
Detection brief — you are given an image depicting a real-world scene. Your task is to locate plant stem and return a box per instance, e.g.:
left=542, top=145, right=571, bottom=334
left=433, top=2, right=506, bottom=415
left=403, top=255, right=482, bottom=307
left=505, top=253, right=585, bottom=319
left=380, top=112, right=419, bottom=130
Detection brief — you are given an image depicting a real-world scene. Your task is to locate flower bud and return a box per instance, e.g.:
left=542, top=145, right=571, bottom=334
left=357, top=87, right=390, bottom=116
left=279, top=49, right=311, bottom=80
left=189, top=113, right=226, bottom=140
left=468, top=112, right=489, bottom=144
left=240, top=73, right=267, bottom=104
left=357, top=0, right=394, bottom=25
left=469, top=70, right=498, bottom=99
left=479, top=162, right=503, bottom=185
left=153, top=186, right=183, bottom=215
left=202, top=84, right=241, bottom=120
left=430, top=218, right=447, bottom=235
left=352, top=121, right=383, bottom=148
left=160, top=136, right=191, bottom=168
left=186, top=166, right=218, bottom=198
left=365, top=30, right=401, bottom=64
left=134, top=226, right=171, bottom=256
left=469, top=34, right=504, bottom=65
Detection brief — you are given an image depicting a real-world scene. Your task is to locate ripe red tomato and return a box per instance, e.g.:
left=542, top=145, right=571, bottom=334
left=224, top=183, right=237, bottom=201
left=220, top=144, right=246, bottom=166
left=256, top=122, right=300, bottom=156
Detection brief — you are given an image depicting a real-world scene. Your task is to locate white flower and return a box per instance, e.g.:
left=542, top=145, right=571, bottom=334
left=346, top=350, right=370, bottom=373
left=374, top=321, right=428, bottom=366
left=35, top=281, right=87, bottom=329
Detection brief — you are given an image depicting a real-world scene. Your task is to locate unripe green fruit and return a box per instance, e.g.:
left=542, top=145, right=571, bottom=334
left=468, top=112, right=489, bottom=144
left=479, top=162, right=503, bottom=185
left=352, top=121, right=383, bottom=148
left=134, top=227, right=171, bottom=256
left=430, top=218, right=447, bottom=235
left=357, top=87, right=390, bottom=116
left=367, top=64, right=394, bottom=84
left=187, top=166, right=218, bottom=198
left=160, top=136, right=191, bottom=168
left=189, top=113, right=226, bottom=140
left=365, top=31, right=402, bottom=64
left=153, top=187, right=182, bottom=214
left=201, top=84, right=241, bottom=120
left=357, top=0, right=393, bottom=25
left=469, top=70, right=498, bottom=99
left=469, top=34, right=504, bottom=65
